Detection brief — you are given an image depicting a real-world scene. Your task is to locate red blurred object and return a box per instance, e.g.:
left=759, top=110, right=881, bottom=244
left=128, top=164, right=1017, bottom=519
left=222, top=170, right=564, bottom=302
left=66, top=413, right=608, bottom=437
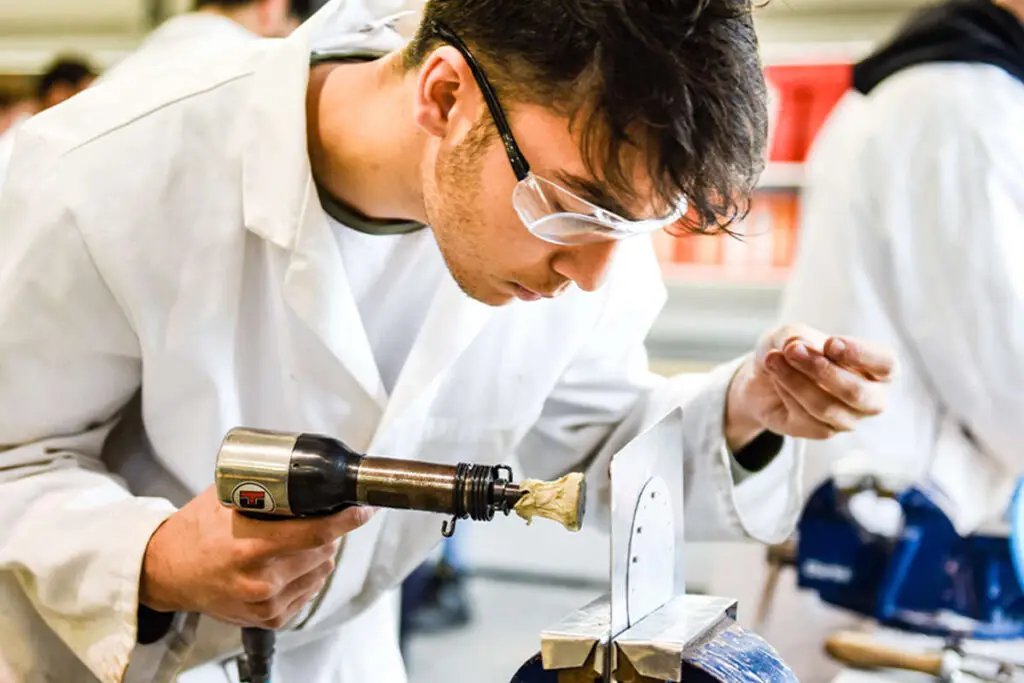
left=769, top=192, right=801, bottom=269
left=654, top=190, right=801, bottom=281
left=765, top=63, right=852, bottom=163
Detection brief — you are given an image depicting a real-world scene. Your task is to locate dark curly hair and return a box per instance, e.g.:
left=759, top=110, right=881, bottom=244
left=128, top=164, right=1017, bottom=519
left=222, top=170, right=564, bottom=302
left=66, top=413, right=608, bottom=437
left=404, top=0, right=767, bottom=234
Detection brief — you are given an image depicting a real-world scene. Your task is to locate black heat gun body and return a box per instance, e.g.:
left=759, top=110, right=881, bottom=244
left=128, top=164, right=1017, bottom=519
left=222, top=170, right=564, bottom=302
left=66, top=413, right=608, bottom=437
left=214, top=427, right=531, bottom=683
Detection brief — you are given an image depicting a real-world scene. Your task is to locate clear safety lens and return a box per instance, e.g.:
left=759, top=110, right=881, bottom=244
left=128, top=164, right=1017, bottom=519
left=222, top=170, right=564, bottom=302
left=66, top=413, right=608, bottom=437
left=512, top=173, right=685, bottom=246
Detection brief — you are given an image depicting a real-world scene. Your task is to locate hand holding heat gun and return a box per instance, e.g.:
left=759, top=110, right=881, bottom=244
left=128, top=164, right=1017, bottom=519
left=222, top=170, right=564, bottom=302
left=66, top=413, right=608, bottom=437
left=137, top=490, right=372, bottom=644
left=213, top=427, right=586, bottom=683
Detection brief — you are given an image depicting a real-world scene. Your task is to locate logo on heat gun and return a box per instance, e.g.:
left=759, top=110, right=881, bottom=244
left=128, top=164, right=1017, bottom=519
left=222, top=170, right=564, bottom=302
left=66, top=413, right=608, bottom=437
left=239, top=490, right=266, bottom=509
left=231, top=482, right=276, bottom=513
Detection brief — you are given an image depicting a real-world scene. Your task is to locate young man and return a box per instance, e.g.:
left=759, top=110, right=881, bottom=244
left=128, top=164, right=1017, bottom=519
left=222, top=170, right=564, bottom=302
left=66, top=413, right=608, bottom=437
left=0, top=56, right=95, bottom=185
left=0, top=0, right=895, bottom=681
left=780, top=0, right=1024, bottom=535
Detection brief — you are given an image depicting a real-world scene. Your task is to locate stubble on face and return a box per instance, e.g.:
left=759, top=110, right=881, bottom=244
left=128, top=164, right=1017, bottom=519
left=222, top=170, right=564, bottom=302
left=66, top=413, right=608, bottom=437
left=422, top=119, right=516, bottom=306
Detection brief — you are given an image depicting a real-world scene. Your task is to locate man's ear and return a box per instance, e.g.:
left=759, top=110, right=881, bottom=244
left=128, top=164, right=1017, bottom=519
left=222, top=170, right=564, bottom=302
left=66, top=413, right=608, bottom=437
left=413, top=46, right=482, bottom=141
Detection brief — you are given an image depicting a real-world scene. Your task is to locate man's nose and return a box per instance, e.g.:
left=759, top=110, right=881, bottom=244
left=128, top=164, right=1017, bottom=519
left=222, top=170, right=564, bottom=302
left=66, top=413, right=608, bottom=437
left=551, top=240, right=619, bottom=292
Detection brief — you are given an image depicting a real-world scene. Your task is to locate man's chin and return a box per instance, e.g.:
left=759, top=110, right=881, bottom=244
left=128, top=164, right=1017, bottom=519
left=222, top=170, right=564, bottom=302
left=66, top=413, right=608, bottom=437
left=471, top=290, right=517, bottom=308
left=454, top=279, right=516, bottom=307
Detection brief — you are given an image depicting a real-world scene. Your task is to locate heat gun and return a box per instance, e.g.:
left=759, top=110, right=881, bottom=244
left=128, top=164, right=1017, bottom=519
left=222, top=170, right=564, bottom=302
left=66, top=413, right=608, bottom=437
left=215, top=426, right=581, bottom=683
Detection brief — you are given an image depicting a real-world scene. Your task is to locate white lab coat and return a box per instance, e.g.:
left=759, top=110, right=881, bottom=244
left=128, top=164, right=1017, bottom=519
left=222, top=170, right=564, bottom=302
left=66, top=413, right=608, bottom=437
left=0, top=113, right=28, bottom=188
left=0, top=13, right=254, bottom=194
left=0, top=2, right=803, bottom=682
left=102, top=12, right=257, bottom=83
left=780, top=62, right=1024, bottom=535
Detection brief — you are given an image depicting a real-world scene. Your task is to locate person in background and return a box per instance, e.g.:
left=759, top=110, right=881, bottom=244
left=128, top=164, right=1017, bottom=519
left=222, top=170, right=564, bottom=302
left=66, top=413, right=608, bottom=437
left=102, top=0, right=314, bottom=82
left=34, top=58, right=97, bottom=109
left=1, top=1, right=315, bottom=185
left=0, top=56, right=95, bottom=187
left=400, top=533, right=472, bottom=649
left=182, top=0, right=308, bottom=39
left=780, top=0, right=1024, bottom=537
left=0, top=91, right=14, bottom=136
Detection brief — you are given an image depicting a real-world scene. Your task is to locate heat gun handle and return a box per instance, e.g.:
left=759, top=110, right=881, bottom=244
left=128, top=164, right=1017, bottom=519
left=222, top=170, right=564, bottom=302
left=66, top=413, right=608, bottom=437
left=235, top=510, right=284, bottom=683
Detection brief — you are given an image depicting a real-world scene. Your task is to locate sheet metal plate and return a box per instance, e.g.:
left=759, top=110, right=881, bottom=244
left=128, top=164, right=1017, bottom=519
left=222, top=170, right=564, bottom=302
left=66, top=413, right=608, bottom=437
left=625, top=476, right=674, bottom=627
left=609, top=408, right=686, bottom=638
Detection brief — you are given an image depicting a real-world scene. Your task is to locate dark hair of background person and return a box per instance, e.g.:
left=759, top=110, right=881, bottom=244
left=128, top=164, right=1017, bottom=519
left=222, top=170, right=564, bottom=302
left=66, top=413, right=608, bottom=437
left=37, top=57, right=97, bottom=101
left=194, top=0, right=315, bottom=19
left=288, top=0, right=313, bottom=21
left=404, top=0, right=768, bottom=234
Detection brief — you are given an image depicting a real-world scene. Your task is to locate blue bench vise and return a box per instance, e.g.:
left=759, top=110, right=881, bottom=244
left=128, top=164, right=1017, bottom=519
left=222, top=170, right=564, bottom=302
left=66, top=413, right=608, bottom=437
left=796, top=477, right=1024, bottom=640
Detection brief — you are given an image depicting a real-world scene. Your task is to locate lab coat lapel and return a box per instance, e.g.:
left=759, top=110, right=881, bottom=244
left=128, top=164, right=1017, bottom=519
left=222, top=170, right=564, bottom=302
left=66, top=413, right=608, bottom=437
left=240, top=9, right=387, bottom=407
left=376, top=275, right=494, bottom=435
left=284, top=196, right=388, bottom=407
left=239, top=0, right=411, bottom=250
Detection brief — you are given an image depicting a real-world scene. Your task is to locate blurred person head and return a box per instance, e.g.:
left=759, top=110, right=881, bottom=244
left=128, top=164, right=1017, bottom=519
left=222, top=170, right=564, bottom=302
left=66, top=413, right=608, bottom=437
left=195, top=0, right=309, bottom=37
left=37, top=57, right=97, bottom=110
left=0, top=90, right=13, bottom=133
left=284, top=0, right=317, bottom=33
left=314, top=0, right=767, bottom=306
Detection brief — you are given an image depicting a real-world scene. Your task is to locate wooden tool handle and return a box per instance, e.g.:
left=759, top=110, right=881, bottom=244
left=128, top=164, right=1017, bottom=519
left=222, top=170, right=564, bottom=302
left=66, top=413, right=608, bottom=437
left=825, top=632, right=945, bottom=677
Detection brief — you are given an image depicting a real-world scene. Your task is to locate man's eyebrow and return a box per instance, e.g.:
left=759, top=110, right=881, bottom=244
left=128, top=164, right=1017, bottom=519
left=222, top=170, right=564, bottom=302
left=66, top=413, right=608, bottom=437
left=550, top=171, right=639, bottom=221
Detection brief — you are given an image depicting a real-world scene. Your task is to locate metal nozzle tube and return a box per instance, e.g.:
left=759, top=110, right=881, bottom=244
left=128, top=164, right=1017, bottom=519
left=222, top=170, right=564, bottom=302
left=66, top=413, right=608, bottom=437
left=355, top=458, right=525, bottom=521
left=354, top=457, right=463, bottom=514
left=495, top=481, right=525, bottom=512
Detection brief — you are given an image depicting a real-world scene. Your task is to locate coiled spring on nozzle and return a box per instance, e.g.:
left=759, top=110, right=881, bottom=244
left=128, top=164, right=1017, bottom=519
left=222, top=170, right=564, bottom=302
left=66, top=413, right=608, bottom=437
left=442, top=463, right=520, bottom=537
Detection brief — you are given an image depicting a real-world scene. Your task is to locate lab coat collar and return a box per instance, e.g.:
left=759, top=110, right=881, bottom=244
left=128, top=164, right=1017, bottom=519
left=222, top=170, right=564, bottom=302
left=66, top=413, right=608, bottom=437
left=242, top=0, right=495, bottom=419
left=241, top=1, right=416, bottom=406
left=240, top=0, right=411, bottom=250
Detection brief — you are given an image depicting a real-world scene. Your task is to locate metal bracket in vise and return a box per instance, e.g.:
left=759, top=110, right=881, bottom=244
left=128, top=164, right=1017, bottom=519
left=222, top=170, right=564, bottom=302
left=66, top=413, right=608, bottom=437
left=511, top=410, right=797, bottom=683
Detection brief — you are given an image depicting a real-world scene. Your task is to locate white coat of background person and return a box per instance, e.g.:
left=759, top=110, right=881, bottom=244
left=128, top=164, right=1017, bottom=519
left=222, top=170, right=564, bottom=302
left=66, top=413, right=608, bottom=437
left=780, top=0, right=1024, bottom=535
left=0, top=58, right=95, bottom=187
left=101, top=0, right=307, bottom=84
left=0, top=0, right=897, bottom=682
left=0, top=0, right=289, bottom=188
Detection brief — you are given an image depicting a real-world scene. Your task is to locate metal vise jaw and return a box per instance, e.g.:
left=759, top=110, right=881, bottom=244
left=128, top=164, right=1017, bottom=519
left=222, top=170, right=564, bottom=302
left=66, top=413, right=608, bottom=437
left=510, top=593, right=795, bottom=683
left=511, top=410, right=796, bottom=683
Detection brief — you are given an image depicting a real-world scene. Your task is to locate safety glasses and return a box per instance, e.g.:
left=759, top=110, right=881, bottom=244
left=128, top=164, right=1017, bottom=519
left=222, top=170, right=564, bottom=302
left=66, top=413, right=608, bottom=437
left=431, top=23, right=686, bottom=246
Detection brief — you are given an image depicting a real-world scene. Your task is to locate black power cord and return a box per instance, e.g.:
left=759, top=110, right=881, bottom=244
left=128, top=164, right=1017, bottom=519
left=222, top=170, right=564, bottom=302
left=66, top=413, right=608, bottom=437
left=239, top=627, right=275, bottom=683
